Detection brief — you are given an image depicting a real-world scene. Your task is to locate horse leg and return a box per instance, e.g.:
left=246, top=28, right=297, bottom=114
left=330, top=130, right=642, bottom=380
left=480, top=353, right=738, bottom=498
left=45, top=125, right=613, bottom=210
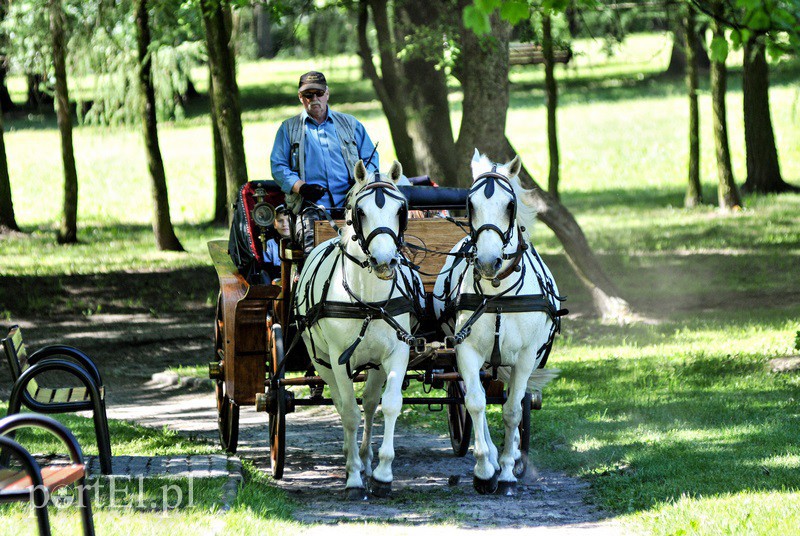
left=333, top=365, right=367, bottom=498
left=360, top=368, right=386, bottom=479
left=497, top=361, right=535, bottom=495
left=370, top=351, right=406, bottom=498
left=457, top=344, right=498, bottom=494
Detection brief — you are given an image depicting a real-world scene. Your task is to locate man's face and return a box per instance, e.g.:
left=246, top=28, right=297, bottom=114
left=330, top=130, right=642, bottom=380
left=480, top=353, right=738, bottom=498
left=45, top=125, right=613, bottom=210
left=274, top=213, right=291, bottom=239
left=299, top=88, right=329, bottom=118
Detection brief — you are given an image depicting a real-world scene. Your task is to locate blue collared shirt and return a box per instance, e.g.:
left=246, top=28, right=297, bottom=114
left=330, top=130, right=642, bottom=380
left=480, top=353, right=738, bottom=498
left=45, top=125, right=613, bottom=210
left=270, top=108, right=379, bottom=208
left=262, top=239, right=280, bottom=266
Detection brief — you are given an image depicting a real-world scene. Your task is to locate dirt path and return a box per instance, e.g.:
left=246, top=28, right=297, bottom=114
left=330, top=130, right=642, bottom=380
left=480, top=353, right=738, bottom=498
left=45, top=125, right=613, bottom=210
left=3, top=313, right=621, bottom=535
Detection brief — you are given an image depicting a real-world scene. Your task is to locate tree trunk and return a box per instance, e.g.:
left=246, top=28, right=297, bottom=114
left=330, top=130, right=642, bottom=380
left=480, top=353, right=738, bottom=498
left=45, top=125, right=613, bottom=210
left=455, top=13, right=634, bottom=321
left=396, top=0, right=459, bottom=185
left=357, top=0, right=418, bottom=176
left=667, top=11, right=710, bottom=76
left=684, top=5, right=702, bottom=207
left=542, top=13, right=560, bottom=201
left=0, top=109, right=18, bottom=231
left=253, top=3, right=273, bottom=59
left=26, top=73, right=54, bottom=111
left=454, top=12, right=511, bottom=168
left=710, top=15, right=741, bottom=210
left=136, top=0, right=183, bottom=252
left=210, top=73, right=227, bottom=225
left=200, top=0, right=248, bottom=224
left=741, top=37, right=799, bottom=195
left=0, top=60, right=15, bottom=112
left=50, top=0, right=78, bottom=244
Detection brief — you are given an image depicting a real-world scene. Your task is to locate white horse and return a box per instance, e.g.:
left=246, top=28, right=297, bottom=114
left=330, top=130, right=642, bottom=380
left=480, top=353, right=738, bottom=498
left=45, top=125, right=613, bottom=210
left=433, top=150, right=565, bottom=495
left=294, top=160, right=422, bottom=500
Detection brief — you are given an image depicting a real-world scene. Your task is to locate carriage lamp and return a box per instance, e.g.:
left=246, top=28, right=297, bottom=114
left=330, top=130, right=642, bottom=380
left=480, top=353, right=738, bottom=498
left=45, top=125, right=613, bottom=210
left=253, top=186, right=276, bottom=254
left=252, top=187, right=276, bottom=228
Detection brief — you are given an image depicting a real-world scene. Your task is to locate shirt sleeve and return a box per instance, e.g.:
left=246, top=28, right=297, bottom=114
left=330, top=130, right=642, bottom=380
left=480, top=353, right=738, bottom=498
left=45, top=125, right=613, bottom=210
left=270, top=121, right=302, bottom=194
left=354, top=121, right=380, bottom=173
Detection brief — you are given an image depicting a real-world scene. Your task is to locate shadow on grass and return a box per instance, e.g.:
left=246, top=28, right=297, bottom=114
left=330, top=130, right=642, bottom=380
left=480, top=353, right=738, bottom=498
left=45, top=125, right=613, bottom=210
left=530, top=342, right=800, bottom=513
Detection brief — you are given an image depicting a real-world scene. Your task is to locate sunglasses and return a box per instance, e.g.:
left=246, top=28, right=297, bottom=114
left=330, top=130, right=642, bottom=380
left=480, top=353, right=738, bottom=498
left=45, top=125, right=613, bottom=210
left=301, top=90, right=326, bottom=99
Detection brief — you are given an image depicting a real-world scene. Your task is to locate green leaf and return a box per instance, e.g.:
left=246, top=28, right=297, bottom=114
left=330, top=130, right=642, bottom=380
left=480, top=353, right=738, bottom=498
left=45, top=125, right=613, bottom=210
left=500, top=0, right=530, bottom=24
left=475, top=0, right=502, bottom=12
left=463, top=5, right=492, bottom=35
left=710, top=35, right=729, bottom=62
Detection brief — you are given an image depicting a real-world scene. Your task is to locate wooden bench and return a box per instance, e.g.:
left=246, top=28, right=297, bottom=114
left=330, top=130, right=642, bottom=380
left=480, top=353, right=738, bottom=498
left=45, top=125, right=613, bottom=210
left=1, top=326, right=112, bottom=475
left=314, top=217, right=469, bottom=292
left=0, top=413, right=95, bottom=536
left=509, top=42, right=572, bottom=66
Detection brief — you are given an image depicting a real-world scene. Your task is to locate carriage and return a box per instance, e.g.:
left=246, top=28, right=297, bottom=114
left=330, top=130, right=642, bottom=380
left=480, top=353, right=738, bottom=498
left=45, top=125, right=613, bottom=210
left=208, top=163, right=557, bottom=487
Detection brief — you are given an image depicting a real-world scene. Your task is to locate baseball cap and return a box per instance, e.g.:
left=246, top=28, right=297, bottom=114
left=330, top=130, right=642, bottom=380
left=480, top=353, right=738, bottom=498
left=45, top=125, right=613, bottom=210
left=298, top=71, right=327, bottom=93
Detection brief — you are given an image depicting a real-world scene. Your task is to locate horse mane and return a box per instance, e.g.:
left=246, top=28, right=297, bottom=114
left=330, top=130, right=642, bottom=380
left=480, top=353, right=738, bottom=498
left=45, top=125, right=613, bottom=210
left=509, top=178, right=539, bottom=245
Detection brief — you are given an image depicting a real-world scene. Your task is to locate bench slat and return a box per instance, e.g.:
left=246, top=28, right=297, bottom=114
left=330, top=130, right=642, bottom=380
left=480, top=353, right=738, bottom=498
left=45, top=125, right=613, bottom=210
left=1, top=464, right=85, bottom=492
left=33, top=386, right=91, bottom=404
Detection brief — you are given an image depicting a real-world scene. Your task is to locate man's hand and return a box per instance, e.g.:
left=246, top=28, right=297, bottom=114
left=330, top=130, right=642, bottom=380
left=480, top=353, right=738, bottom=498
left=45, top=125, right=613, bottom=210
left=299, top=183, right=327, bottom=202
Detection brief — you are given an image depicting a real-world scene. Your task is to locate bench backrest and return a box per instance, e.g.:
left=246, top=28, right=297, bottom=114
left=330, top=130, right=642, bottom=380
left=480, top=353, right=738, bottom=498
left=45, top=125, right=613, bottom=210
left=2, top=326, right=27, bottom=381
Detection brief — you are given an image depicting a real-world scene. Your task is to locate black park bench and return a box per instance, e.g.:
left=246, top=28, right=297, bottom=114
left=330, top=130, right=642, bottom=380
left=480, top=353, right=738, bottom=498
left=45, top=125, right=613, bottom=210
left=1, top=326, right=112, bottom=475
left=509, top=42, right=573, bottom=66
left=0, top=413, right=95, bottom=536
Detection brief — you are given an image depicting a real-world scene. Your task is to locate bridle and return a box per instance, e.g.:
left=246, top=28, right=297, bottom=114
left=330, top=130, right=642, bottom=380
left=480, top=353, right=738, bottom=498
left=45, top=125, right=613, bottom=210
left=346, top=173, right=409, bottom=259
left=466, top=165, right=519, bottom=257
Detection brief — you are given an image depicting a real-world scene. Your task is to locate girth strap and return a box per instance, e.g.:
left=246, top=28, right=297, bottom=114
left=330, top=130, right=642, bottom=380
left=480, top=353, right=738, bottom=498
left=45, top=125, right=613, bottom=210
left=309, top=296, right=414, bottom=321
left=457, top=293, right=566, bottom=319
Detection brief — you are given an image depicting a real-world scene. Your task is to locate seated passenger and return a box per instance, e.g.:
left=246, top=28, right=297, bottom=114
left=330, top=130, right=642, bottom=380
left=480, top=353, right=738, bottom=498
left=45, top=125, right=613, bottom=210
left=261, top=205, right=292, bottom=284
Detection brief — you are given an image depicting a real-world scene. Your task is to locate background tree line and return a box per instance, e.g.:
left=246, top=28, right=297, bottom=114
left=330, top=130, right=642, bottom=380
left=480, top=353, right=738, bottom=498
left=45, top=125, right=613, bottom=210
left=0, top=0, right=797, bottom=321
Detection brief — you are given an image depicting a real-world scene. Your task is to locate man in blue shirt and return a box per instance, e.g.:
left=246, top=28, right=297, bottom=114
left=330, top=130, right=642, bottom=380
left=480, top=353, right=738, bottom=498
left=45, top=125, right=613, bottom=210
left=270, top=71, right=379, bottom=250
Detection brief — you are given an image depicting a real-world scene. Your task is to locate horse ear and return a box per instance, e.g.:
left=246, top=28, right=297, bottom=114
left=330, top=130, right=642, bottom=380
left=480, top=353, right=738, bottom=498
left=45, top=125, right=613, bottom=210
left=507, top=155, right=521, bottom=178
left=354, top=160, right=367, bottom=184
left=389, top=160, right=403, bottom=183
left=471, top=149, right=484, bottom=180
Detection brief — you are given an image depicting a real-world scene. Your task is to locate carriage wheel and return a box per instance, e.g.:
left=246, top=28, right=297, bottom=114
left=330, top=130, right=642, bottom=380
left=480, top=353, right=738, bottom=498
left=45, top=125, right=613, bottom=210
left=214, top=292, right=240, bottom=454
left=216, top=380, right=240, bottom=454
left=513, top=391, right=532, bottom=478
left=267, top=324, right=287, bottom=479
left=446, top=381, right=472, bottom=457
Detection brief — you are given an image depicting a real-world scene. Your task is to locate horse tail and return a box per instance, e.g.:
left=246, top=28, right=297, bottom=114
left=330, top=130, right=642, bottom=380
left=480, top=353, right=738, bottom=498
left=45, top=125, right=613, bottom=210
left=495, top=366, right=560, bottom=394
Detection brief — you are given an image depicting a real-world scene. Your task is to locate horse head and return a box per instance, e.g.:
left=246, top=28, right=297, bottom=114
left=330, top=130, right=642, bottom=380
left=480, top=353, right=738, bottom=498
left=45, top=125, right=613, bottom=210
left=345, top=159, right=408, bottom=280
left=468, top=150, right=524, bottom=280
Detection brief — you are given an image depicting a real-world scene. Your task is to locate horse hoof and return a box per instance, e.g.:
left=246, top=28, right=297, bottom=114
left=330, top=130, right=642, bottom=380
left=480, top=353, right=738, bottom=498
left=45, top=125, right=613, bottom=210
left=473, top=472, right=499, bottom=495
left=496, top=480, right=517, bottom=496
left=369, top=477, right=392, bottom=498
left=346, top=487, right=368, bottom=501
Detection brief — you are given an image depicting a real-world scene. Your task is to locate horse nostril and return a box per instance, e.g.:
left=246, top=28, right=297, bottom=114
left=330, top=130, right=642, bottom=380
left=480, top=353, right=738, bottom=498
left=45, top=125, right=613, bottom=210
left=494, top=258, right=502, bottom=270
left=369, top=256, right=378, bottom=265
left=389, top=258, right=398, bottom=269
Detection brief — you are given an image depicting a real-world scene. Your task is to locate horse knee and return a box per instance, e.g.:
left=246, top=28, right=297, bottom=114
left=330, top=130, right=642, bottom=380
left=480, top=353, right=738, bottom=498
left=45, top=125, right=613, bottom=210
left=465, top=390, right=486, bottom=415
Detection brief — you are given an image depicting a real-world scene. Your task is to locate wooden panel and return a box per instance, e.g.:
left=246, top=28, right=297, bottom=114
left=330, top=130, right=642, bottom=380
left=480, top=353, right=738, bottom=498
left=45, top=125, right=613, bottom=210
left=2, top=464, right=85, bottom=492
left=314, top=218, right=468, bottom=290
left=208, top=240, right=276, bottom=405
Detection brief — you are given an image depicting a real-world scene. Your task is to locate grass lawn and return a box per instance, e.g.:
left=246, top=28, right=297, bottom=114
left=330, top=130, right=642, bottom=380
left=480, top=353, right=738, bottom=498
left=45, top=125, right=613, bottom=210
left=2, top=32, right=800, bottom=535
